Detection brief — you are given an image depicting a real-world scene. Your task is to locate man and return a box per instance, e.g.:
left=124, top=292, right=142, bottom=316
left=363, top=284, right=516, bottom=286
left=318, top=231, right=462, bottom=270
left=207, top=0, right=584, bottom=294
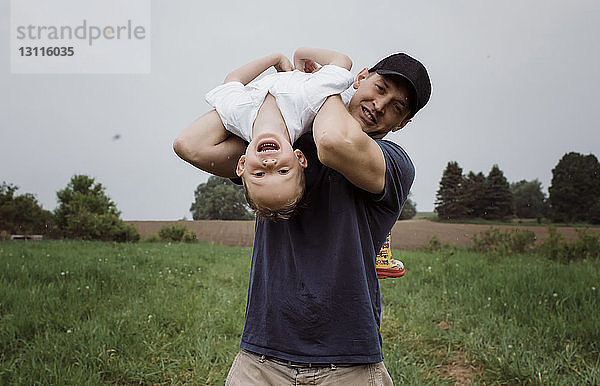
left=174, top=49, right=431, bottom=384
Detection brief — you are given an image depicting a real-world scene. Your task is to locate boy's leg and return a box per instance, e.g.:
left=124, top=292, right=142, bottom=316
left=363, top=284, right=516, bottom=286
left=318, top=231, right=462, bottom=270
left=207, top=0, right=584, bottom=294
left=174, top=109, right=246, bottom=178
left=376, top=233, right=405, bottom=279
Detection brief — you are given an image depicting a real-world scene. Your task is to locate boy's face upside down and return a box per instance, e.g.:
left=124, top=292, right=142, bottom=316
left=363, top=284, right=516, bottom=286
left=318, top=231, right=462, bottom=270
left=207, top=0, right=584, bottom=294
left=236, top=131, right=307, bottom=212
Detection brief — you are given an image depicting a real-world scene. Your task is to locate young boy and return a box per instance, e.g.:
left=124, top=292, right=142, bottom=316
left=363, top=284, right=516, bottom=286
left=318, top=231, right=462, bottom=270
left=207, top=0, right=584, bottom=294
left=178, top=46, right=412, bottom=276
left=204, top=47, right=353, bottom=220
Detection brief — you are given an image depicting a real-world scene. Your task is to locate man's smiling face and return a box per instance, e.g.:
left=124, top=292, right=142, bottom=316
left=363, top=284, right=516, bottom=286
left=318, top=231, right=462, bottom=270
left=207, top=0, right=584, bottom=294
left=347, top=70, right=413, bottom=139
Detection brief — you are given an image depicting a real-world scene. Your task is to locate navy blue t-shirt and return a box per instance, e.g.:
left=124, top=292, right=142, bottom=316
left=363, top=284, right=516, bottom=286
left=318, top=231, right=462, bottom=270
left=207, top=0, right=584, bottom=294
left=240, top=132, right=414, bottom=364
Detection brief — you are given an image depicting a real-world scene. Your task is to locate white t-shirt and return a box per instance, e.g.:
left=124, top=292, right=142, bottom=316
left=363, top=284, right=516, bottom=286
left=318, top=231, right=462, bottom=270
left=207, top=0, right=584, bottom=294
left=205, top=65, right=354, bottom=143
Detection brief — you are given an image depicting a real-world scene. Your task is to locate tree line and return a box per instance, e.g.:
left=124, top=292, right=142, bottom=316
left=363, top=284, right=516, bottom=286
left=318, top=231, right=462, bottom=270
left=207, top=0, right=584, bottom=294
left=3, top=150, right=596, bottom=241
left=189, top=176, right=418, bottom=221
left=435, top=152, right=600, bottom=223
left=1, top=175, right=139, bottom=241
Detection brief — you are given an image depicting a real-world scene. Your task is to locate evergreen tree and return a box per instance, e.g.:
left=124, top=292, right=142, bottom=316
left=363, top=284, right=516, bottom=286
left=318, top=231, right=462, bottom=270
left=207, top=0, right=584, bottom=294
left=54, top=175, right=139, bottom=241
left=548, top=152, right=600, bottom=223
left=190, top=176, right=253, bottom=220
left=462, top=171, right=487, bottom=218
left=483, top=165, right=512, bottom=220
left=435, top=161, right=467, bottom=219
left=510, top=179, right=548, bottom=219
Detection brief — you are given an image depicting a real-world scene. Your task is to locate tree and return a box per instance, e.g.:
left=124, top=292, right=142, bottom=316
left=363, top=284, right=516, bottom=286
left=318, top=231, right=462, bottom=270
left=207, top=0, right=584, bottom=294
left=589, top=199, right=600, bottom=225
left=548, top=152, right=600, bottom=223
left=399, top=196, right=417, bottom=220
left=462, top=172, right=487, bottom=218
left=435, top=161, right=467, bottom=219
left=0, top=182, right=54, bottom=235
left=510, top=179, right=548, bottom=219
left=190, top=176, right=253, bottom=220
left=483, top=165, right=512, bottom=220
left=54, top=175, right=139, bottom=241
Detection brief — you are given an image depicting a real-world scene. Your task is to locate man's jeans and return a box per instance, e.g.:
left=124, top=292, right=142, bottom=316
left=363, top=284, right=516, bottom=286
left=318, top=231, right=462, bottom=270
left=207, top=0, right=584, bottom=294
left=225, top=350, right=394, bottom=385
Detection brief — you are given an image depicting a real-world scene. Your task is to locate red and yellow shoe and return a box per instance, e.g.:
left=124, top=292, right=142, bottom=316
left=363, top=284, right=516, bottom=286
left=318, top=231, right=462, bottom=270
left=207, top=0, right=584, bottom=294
left=376, top=233, right=405, bottom=279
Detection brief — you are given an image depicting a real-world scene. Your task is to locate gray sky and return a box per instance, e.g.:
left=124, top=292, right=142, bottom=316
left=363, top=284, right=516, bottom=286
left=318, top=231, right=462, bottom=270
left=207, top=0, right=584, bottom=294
left=1, top=0, right=599, bottom=220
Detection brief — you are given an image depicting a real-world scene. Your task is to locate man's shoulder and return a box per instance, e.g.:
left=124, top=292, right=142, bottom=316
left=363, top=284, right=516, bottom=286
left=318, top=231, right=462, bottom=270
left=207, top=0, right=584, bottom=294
left=376, top=137, right=404, bottom=149
left=376, top=139, right=415, bottom=182
left=377, top=139, right=412, bottom=162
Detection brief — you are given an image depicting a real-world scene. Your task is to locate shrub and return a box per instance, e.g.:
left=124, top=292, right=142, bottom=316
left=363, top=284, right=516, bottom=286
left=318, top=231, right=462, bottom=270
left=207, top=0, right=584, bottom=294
left=571, top=229, right=600, bottom=260
left=471, top=227, right=536, bottom=256
left=539, top=227, right=599, bottom=263
left=181, top=231, right=197, bottom=243
left=539, top=226, right=568, bottom=263
left=420, top=235, right=452, bottom=252
left=158, top=224, right=196, bottom=243
left=111, top=223, right=141, bottom=242
left=144, top=234, right=160, bottom=243
left=508, top=228, right=537, bottom=254
left=54, top=175, right=139, bottom=242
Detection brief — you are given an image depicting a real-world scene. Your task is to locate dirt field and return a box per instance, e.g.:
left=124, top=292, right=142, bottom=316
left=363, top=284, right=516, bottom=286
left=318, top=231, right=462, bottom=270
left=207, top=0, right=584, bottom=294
left=126, top=220, right=600, bottom=249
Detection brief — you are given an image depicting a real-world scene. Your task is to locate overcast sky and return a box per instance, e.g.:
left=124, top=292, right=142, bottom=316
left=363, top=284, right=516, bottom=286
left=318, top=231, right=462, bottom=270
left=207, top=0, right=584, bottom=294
left=1, top=0, right=599, bottom=220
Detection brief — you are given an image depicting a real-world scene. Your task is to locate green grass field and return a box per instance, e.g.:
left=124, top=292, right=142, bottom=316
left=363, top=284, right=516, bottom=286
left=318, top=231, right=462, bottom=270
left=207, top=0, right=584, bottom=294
left=1, top=241, right=599, bottom=384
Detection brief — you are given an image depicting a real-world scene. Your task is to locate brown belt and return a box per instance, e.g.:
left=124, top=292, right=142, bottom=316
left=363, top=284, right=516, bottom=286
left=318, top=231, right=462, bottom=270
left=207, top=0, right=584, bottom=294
left=245, top=350, right=360, bottom=369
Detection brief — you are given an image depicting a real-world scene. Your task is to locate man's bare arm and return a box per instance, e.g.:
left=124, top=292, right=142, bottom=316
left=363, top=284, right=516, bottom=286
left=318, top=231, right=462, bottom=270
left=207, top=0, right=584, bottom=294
left=312, top=96, right=386, bottom=194
left=173, top=110, right=246, bottom=178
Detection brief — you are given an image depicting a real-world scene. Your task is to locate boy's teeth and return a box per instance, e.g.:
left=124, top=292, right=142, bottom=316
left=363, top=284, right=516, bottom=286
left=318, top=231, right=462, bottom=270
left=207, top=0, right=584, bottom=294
left=259, top=142, right=278, bottom=151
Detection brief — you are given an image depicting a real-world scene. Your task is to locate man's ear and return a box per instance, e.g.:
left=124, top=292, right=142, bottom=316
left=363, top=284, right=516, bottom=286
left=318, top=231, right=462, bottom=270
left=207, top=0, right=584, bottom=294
left=392, top=119, right=411, bottom=133
left=236, top=155, right=246, bottom=177
left=294, top=149, right=308, bottom=168
left=353, top=68, right=369, bottom=89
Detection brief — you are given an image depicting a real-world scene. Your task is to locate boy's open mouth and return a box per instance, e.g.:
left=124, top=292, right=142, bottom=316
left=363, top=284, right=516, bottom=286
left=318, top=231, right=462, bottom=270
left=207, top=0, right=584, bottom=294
left=257, top=140, right=280, bottom=153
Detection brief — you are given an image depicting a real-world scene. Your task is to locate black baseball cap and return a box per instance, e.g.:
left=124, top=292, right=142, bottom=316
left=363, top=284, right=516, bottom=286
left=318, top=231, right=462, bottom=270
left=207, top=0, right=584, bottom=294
left=369, top=53, right=431, bottom=119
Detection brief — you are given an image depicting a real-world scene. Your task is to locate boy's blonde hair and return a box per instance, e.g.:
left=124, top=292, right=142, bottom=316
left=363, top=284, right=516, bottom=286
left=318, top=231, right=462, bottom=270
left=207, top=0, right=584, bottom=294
left=242, top=173, right=306, bottom=221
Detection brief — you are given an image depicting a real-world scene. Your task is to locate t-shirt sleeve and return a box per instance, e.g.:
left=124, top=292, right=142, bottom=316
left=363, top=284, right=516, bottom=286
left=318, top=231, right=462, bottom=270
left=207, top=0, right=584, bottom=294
left=205, top=81, right=253, bottom=143
left=303, top=65, right=354, bottom=114
left=372, top=140, right=415, bottom=216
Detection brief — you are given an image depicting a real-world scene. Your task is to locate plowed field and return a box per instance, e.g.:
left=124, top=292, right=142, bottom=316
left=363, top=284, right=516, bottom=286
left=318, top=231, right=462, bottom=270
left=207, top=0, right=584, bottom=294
left=126, top=220, right=600, bottom=249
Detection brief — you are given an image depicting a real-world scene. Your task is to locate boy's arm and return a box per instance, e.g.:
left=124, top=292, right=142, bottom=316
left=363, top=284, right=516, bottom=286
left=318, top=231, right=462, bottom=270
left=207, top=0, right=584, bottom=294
left=225, top=53, right=293, bottom=84
left=173, top=110, right=246, bottom=178
left=293, top=46, right=352, bottom=72
left=312, top=95, right=386, bottom=194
